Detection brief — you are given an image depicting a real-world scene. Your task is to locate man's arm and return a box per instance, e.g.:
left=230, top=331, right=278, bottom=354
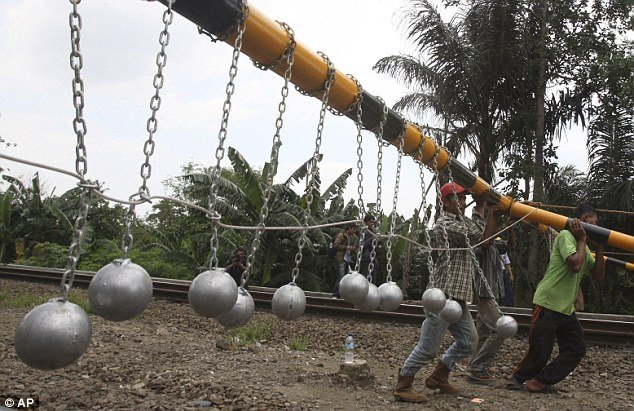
left=565, top=219, right=588, bottom=273
left=333, top=232, right=346, bottom=251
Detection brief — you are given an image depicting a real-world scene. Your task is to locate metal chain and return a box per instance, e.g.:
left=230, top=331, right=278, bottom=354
left=367, top=98, right=389, bottom=281
left=208, top=2, right=249, bottom=270
left=350, top=77, right=367, bottom=272
left=384, top=128, right=406, bottom=283
left=137, top=1, right=174, bottom=197
left=291, top=53, right=336, bottom=282
left=121, top=201, right=136, bottom=259
left=59, top=0, right=93, bottom=301
left=241, top=22, right=296, bottom=287
left=431, top=142, right=452, bottom=288
left=415, top=126, right=436, bottom=285
left=119, top=0, right=175, bottom=259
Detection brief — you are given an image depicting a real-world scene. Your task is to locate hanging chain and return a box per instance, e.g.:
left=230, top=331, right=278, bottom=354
left=415, top=126, right=436, bottom=285
left=137, top=1, right=174, bottom=198
left=291, top=53, right=336, bottom=282
left=350, top=77, right=367, bottom=272
left=120, top=0, right=175, bottom=259
left=121, top=202, right=136, bottom=259
left=431, top=142, right=452, bottom=287
left=384, top=129, right=406, bottom=283
left=367, top=98, right=389, bottom=281
left=59, top=0, right=93, bottom=301
left=241, top=22, right=296, bottom=287
left=208, top=2, right=249, bottom=270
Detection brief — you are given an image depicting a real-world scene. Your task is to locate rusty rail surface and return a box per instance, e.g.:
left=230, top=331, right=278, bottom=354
left=1, top=264, right=632, bottom=346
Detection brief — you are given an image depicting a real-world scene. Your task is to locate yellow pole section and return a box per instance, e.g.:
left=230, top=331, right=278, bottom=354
left=220, top=3, right=634, bottom=253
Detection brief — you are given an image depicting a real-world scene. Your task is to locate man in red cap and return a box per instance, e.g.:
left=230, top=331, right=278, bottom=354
left=393, top=181, right=501, bottom=403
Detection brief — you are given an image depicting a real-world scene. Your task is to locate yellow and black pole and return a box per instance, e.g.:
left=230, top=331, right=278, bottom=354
left=154, top=0, right=634, bottom=253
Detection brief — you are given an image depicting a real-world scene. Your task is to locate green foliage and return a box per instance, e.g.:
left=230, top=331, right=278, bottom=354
left=289, top=336, right=311, bottom=351
left=0, top=289, right=90, bottom=313
left=18, top=242, right=69, bottom=269
left=0, top=291, right=48, bottom=308
left=229, top=324, right=273, bottom=346
left=78, top=240, right=196, bottom=280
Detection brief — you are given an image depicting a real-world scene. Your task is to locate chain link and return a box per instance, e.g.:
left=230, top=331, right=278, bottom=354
left=241, top=22, right=296, bottom=287
left=137, top=0, right=174, bottom=197
left=367, top=97, right=389, bottom=280
left=121, top=201, right=137, bottom=259
left=208, top=2, right=249, bottom=269
left=384, top=128, right=406, bottom=283
left=350, top=77, right=367, bottom=272
left=430, top=141, right=451, bottom=288
left=291, top=53, right=336, bottom=281
left=116, top=0, right=174, bottom=260
left=415, top=126, right=436, bottom=284
left=60, top=0, right=93, bottom=301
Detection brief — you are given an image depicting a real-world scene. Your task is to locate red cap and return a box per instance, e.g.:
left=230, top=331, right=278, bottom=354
left=440, top=182, right=467, bottom=199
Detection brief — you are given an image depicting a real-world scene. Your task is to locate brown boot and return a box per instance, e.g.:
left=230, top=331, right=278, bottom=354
left=425, top=360, right=460, bottom=393
left=393, top=369, right=428, bottom=403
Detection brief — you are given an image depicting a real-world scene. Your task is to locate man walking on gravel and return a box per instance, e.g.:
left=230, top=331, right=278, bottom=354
left=466, top=197, right=509, bottom=383
left=507, top=204, right=605, bottom=393
left=393, top=183, right=500, bottom=403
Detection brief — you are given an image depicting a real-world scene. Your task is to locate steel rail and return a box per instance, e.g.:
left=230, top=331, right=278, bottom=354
left=1, top=264, right=632, bottom=346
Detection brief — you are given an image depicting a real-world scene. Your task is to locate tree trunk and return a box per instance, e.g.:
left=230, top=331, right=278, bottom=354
left=527, top=0, right=548, bottom=283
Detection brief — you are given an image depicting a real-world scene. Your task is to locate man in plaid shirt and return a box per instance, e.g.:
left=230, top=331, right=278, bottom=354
left=393, top=182, right=501, bottom=403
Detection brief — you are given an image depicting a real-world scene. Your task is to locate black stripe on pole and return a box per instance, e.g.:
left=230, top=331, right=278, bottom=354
left=343, top=91, right=406, bottom=143
left=449, top=161, right=478, bottom=190
left=156, top=0, right=243, bottom=36
left=606, top=256, right=627, bottom=269
left=576, top=220, right=612, bottom=245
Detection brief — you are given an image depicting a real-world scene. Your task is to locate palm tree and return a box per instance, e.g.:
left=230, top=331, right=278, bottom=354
left=0, top=173, right=73, bottom=261
left=181, top=147, right=354, bottom=291
left=373, top=0, right=530, bottom=182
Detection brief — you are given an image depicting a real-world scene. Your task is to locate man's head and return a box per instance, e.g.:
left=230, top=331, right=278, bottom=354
left=345, top=223, right=358, bottom=234
left=363, top=214, right=376, bottom=228
left=233, top=246, right=247, bottom=261
left=573, top=204, right=598, bottom=225
left=440, top=182, right=468, bottom=215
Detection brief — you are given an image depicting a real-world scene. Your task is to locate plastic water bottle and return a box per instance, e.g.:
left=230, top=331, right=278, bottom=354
left=344, top=332, right=355, bottom=363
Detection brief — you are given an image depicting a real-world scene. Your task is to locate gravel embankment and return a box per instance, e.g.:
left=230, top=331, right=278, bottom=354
left=1, top=279, right=632, bottom=410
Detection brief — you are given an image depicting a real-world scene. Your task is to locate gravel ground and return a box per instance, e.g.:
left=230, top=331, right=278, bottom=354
left=1, top=278, right=633, bottom=410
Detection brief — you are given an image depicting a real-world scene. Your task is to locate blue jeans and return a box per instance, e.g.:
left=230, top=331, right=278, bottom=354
left=401, top=300, right=477, bottom=376
left=331, top=260, right=348, bottom=298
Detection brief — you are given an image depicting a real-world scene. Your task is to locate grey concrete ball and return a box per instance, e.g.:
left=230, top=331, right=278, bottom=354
left=15, top=300, right=92, bottom=370
left=422, top=287, right=446, bottom=314
left=496, top=315, right=518, bottom=338
left=216, top=288, right=255, bottom=329
left=440, top=299, right=462, bottom=323
left=271, top=283, right=306, bottom=320
left=88, top=259, right=153, bottom=322
left=188, top=268, right=238, bottom=318
left=378, top=281, right=403, bottom=311
left=356, top=283, right=381, bottom=312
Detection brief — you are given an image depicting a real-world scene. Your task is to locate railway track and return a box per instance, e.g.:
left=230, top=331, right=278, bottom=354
left=1, top=264, right=632, bottom=346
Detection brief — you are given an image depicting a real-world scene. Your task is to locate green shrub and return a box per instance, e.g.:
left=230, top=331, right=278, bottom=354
left=289, top=336, right=311, bottom=351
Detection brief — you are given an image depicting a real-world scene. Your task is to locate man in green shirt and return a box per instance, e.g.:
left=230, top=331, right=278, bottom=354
left=507, top=204, right=605, bottom=393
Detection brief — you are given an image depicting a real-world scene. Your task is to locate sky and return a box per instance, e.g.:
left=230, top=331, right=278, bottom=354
left=0, top=0, right=589, bottom=220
